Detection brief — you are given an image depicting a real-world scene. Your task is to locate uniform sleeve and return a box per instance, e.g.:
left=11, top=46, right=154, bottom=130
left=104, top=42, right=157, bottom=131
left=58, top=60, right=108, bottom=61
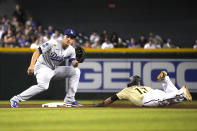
left=116, top=88, right=129, bottom=100
left=69, top=47, right=76, bottom=62
left=38, top=41, right=53, bottom=54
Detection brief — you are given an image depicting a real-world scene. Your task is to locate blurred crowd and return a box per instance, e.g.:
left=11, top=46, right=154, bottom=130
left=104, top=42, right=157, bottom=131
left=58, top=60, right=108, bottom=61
left=82, top=30, right=179, bottom=49
left=0, top=4, right=197, bottom=49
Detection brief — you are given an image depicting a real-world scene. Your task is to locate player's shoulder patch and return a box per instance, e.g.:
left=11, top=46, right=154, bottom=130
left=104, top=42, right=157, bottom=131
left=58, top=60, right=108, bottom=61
left=47, top=39, right=58, bottom=46
left=51, top=40, right=58, bottom=46
left=41, top=42, right=49, bottom=48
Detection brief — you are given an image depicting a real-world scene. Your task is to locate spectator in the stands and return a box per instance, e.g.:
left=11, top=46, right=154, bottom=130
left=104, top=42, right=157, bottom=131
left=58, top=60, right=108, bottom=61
left=16, top=32, right=22, bottom=44
left=18, top=34, right=31, bottom=48
left=1, top=15, right=7, bottom=25
left=148, top=32, right=155, bottom=41
left=144, top=39, right=156, bottom=49
left=14, top=22, right=22, bottom=34
left=1, top=15, right=10, bottom=31
left=24, top=25, right=34, bottom=36
left=29, top=34, right=36, bottom=44
left=25, top=17, right=32, bottom=26
left=83, top=41, right=91, bottom=48
left=155, top=34, right=163, bottom=44
left=110, top=32, right=118, bottom=46
left=11, top=16, right=19, bottom=28
left=114, top=38, right=126, bottom=48
left=35, top=25, right=44, bottom=37
left=30, top=36, right=40, bottom=49
left=50, top=30, right=63, bottom=42
left=71, top=39, right=78, bottom=48
left=91, top=40, right=101, bottom=48
left=0, top=23, right=5, bottom=40
left=1, top=10, right=193, bottom=49
left=128, top=37, right=140, bottom=48
left=43, top=31, right=50, bottom=42
left=138, top=34, right=147, bottom=48
left=100, top=29, right=109, bottom=44
left=193, top=40, right=197, bottom=49
left=0, top=24, right=5, bottom=47
left=30, top=35, right=44, bottom=48
left=89, top=31, right=100, bottom=44
left=148, top=32, right=163, bottom=45
left=3, top=29, right=16, bottom=48
left=47, top=25, right=54, bottom=36
left=26, top=17, right=37, bottom=29
left=13, top=4, right=26, bottom=24
left=163, top=38, right=175, bottom=48
left=153, top=39, right=161, bottom=48
left=101, top=38, right=114, bottom=49
left=37, top=35, right=44, bottom=45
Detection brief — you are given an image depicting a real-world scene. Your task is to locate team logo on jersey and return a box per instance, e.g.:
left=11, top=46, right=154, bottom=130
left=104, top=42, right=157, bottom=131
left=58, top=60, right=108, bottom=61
left=50, top=52, right=68, bottom=62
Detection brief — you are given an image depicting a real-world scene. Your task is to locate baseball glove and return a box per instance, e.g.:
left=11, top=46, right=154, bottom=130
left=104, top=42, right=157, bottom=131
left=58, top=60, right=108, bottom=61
left=75, top=46, right=86, bottom=63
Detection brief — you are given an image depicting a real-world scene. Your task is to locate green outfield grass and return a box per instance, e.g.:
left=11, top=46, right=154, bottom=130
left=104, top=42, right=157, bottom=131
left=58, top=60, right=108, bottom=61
left=0, top=100, right=197, bottom=131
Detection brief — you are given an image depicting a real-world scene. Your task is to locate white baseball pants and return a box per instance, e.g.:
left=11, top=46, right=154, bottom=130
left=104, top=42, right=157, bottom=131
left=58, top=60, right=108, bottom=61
left=142, top=76, right=184, bottom=107
left=12, top=63, right=80, bottom=103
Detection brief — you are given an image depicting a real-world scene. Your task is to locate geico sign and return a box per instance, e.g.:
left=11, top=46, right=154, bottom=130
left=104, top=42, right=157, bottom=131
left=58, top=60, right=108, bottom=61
left=78, top=59, right=197, bottom=91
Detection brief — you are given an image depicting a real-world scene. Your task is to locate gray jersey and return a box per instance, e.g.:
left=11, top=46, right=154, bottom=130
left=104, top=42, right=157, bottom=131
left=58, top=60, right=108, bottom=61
left=37, top=40, right=76, bottom=70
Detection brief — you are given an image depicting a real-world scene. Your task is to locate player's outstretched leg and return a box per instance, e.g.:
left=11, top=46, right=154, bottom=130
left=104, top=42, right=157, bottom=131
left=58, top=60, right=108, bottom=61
left=10, top=85, right=41, bottom=108
left=10, top=68, right=54, bottom=108
left=10, top=84, right=50, bottom=108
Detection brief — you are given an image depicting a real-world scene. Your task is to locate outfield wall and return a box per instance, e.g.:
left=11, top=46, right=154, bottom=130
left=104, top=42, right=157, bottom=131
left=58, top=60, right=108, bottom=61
left=0, top=48, right=197, bottom=100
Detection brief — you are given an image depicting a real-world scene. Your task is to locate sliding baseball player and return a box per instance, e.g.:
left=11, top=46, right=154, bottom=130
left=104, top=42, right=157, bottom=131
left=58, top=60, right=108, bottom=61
left=96, top=71, right=192, bottom=107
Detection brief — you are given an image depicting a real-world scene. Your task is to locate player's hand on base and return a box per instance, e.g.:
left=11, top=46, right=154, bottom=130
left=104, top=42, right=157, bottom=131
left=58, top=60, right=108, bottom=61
left=27, top=66, right=34, bottom=75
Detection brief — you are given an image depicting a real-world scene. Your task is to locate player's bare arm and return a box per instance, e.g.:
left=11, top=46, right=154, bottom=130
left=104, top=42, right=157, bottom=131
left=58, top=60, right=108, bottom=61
left=27, top=49, right=40, bottom=75
left=95, top=94, right=119, bottom=107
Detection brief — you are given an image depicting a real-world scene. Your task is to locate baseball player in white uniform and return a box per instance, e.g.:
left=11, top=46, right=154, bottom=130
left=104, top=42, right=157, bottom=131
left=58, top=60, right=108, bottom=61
left=96, top=71, right=192, bottom=107
left=10, top=29, right=82, bottom=107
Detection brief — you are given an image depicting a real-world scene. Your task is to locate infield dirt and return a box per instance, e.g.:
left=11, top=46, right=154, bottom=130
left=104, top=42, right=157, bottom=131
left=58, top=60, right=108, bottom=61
left=1, top=104, right=197, bottom=109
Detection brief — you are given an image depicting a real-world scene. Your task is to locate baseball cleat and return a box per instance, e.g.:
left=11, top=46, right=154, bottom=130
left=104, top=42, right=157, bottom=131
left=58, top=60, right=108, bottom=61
left=157, top=71, right=167, bottom=81
left=10, top=100, right=18, bottom=108
left=182, top=85, right=192, bottom=102
left=71, top=101, right=83, bottom=107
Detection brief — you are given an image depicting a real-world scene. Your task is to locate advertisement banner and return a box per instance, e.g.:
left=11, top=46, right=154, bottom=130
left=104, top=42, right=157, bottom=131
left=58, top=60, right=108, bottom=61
left=78, top=59, right=197, bottom=92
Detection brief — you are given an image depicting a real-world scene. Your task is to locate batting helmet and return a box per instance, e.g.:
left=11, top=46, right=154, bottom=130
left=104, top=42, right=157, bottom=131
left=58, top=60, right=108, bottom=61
left=127, top=75, right=143, bottom=87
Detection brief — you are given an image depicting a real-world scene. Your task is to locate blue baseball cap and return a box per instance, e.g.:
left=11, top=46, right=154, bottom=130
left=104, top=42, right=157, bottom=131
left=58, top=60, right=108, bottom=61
left=64, top=29, right=76, bottom=38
